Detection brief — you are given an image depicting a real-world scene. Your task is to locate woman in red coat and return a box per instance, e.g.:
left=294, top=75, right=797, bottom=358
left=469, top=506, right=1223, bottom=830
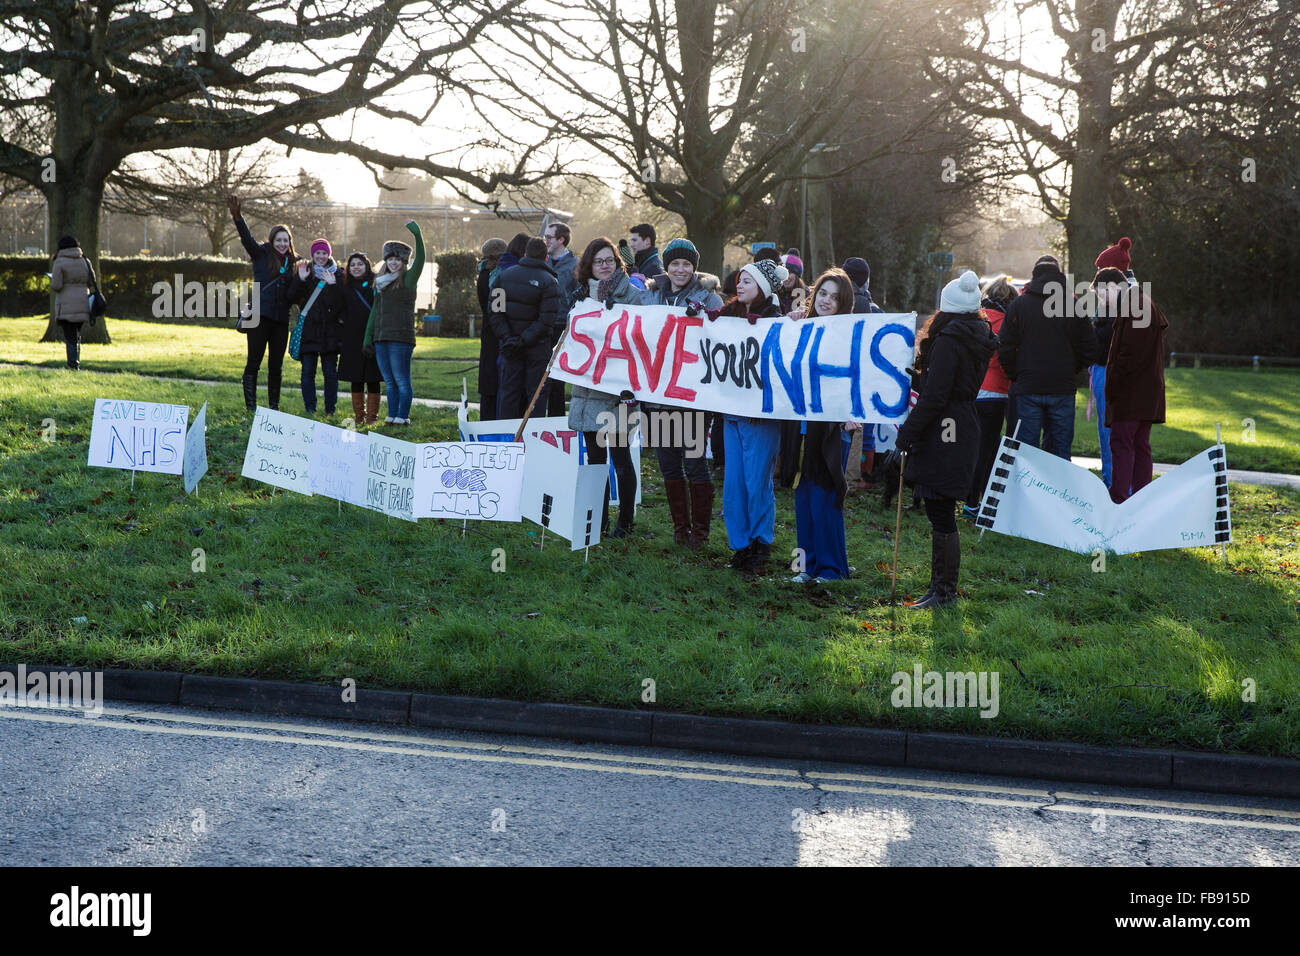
left=1102, top=276, right=1168, bottom=503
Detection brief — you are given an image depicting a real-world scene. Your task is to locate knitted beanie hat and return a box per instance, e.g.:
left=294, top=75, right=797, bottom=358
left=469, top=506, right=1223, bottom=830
left=939, top=269, right=982, bottom=314
left=783, top=253, right=804, bottom=277
left=1095, top=237, right=1132, bottom=272
left=617, top=239, right=635, bottom=268
left=842, top=257, right=870, bottom=287
left=310, top=238, right=332, bottom=258
left=740, top=258, right=789, bottom=304
left=57, top=235, right=79, bottom=251
left=481, top=237, right=507, bottom=259
left=662, top=238, right=699, bottom=269
left=382, top=240, right=412, bottom=263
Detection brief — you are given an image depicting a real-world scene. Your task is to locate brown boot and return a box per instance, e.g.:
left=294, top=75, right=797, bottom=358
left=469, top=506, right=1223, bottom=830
left=350, top=391, right=365, bottom=427
left=688, top=481, right=714, bottom=551
left=663, top=479, right=691, bottom=546
left=364, top=392, right=381, bottom=426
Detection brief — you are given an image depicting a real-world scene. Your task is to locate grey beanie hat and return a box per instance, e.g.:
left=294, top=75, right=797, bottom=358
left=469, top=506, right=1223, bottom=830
left=382, top=240, right=413, bottom=263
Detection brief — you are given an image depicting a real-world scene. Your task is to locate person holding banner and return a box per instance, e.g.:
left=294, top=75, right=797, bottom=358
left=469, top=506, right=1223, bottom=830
left=363, top=219, right=424, bottom=426
left=894, top=271, right=997, bottom=609
left=287, top=239, right=345, bottom=417
left=645, top=238, right=724, bottom=549
left=569, top=237, right=645, bottom=538
left=709, top=257, right=790, bottom=575
left=790, top=269, right=859, bottom=582
left=339, top=252, right=381, bottom=426
left=229, top=195, right=298, bottom=412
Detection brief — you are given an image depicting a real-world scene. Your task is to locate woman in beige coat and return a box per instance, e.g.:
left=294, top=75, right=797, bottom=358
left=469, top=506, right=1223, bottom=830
left=50, top=235, right=94, bottom=369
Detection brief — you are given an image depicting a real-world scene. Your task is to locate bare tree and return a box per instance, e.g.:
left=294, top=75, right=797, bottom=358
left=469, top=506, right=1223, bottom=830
left=464, top=0, right=951, bottom=271
left=0, top=0, right=564, bottom=343
left=925, top=0, right=1296, bottom=272
left=107, top=147, right=290, bottom=255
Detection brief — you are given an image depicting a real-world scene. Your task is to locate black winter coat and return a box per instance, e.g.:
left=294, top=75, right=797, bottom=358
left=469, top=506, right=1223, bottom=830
left=337, top=277, right=380, bottom=382
left=477, top=260, right=499, bottom=396
left=997, top=262, right=1097, bottom=394
left=896, top=315, right=998, bottom=500
left=234, top=216, right=297, bottom=323
left=286, top=267, right=346, bottom=354
left=488, top=255, right=563, bottom=353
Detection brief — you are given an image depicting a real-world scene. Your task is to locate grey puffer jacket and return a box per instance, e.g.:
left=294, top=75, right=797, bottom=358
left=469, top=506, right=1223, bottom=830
left=568, top=271, right=644, bottom=433
left=50, top=247, right=93, bottom=323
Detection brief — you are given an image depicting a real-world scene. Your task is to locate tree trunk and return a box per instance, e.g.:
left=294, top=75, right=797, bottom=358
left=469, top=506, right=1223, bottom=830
left=683, top=214, right=729, bottom=279
left=41, top=176, right=111, bottom=344
left=1065, top=0, right=1119, bottom=280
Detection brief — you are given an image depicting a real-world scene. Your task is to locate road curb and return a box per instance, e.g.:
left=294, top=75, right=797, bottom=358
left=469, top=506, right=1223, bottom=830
left=5, top=663, right=1299, bottom=799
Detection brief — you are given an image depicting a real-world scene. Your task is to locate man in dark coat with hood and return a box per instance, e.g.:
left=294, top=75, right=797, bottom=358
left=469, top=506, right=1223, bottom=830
left=491, top=236, right=563, bottom=420
left=997, top=255, right=1097, bottom=459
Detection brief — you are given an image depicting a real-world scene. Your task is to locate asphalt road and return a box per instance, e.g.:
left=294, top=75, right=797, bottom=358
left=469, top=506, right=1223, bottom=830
left=2, top=702, right=1298, bottom=866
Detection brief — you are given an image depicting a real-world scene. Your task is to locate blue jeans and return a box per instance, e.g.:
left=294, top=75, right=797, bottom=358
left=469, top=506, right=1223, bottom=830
left=1017, top=392, right=1075, bottom=460
left=1091, top=365, right=1111, bottom=487
left=374, top=341, right=415, bottom=420
left=299, top=351, right=338, bottom=414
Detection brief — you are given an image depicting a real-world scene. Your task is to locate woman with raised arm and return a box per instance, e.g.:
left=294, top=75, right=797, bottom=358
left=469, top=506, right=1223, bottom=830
left=228, top=194, right=298, bottom=412
left=363, top=219, right=424, bottom=426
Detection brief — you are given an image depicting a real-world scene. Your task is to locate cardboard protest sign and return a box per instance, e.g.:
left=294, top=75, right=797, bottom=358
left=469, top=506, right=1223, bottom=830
left=549, top=300, right=917, bottom=424
left=520, top=438, right=605, bottom=549
left=413, top=441, right=525, bottom=522
left=183, top=401, right=208, bottom=493
left=457, top=406, right=642, bottom=505
left=309, top=423, right=369, bottom=507
left=976, top=438, right=1231, bottom=555
left=88, top=398, right=189, bottom=475
left=241, top=407, right=314, bottom=495
left=365, top=433, right=417, bottom=522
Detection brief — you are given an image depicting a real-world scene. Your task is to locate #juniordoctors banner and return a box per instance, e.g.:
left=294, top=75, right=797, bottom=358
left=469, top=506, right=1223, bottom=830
left=976, top=438, right=1232, bottom=555
left=549, top=301, right=916, bottom=424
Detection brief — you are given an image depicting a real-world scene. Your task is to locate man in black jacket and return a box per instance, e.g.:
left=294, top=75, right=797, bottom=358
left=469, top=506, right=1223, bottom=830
left=491, top=236, right=564, bottom=420
left=628, top=223, right=663, bottom=278
left=997, top=255, right=1097, bottom=460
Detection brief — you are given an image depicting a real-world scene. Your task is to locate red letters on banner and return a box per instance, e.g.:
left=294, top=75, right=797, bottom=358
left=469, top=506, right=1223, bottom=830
left=558, top=309, right=602, bottom=375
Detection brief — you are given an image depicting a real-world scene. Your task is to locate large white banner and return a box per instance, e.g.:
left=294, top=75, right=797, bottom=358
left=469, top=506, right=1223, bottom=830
left=549, top=300, right=916, bottom=423
left=457, top=406, right=641, bottom=505
left=242, top=407, right=314, bottom=494
left=976, top=438, right=1232, bottom=555
left=413, top=442, right=525, bottom=522
left=88, top=398, right=189, bottom=475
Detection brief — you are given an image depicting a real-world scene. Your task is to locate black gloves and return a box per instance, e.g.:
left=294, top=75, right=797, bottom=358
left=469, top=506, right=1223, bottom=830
left=603, top=296, right=615, bottom=311
left=685, top=300, right=702, bottom=317
left=501, top=336, right=524, bottom=359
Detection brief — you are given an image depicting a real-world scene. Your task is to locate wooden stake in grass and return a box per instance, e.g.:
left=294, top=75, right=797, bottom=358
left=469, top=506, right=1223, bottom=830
left=890, top=451, right=907, bottom=616
left=513, top=326, right=570, bottom=443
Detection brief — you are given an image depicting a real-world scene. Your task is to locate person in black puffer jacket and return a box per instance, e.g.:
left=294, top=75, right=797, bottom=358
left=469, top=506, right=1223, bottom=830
left=286, top=238, right=346, bottom=416
left=228, top=194, right=298, bottom=412
left=491, top=236, right=564, bottom=420
left=894, top=270, right=997, bottom=610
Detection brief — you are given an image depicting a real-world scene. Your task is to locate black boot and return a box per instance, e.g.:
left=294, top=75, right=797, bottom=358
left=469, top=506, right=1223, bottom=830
left=743, top=539, right=771, bottom=576
left=242, top=372, right=258, bottom=412
left=912, top=531, right=961, bottom=609
left=728, top=543, right=753, bottom=570
left=65, top=326, right=80, bottom=369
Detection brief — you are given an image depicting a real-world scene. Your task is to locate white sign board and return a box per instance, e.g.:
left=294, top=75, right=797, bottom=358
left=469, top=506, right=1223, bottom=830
left=242, top=407, right=314, bottom=495
left=365, top=433, right=418, bottom=522
left=309, top=423, right=369, bottom=507
left=183, top=401, right=208, bottom=493
left=457, top=406, right=641, bottom=505
left=414, top=442, right=526, bottom=522
left=549, top=301, right=917, bottom=423
left=521, top=438, right=606, bottom=549
left=976, top=438, right=1231, bottom=555
left=88, top=398, right=188, bottom=475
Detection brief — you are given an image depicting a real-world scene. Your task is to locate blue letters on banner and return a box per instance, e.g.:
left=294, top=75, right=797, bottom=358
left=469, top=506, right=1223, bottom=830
left=869, top=322, right=914, bottom=417
left=760, top=322, right=813, bottom=414
left=809, top=321, right=865, bottom=419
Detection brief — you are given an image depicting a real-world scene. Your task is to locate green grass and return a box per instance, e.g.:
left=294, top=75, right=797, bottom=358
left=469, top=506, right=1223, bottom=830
left=0, top=315, right=482, bottom=404
left=6, top=314, right=1299, bottom=473
left=2, top=366, right=1298, bottom=757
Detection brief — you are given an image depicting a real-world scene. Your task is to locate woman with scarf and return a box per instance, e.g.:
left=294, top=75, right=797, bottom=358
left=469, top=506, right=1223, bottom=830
left=363, top=219, right=425, bottom=426
left=338, top=251, right=381, bottom=426
left=286, top=238, right=345, bottom=416
left=567, top=236, right=645, bottom=537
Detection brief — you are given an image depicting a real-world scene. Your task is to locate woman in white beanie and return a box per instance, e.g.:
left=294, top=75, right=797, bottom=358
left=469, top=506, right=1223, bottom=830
left=707, top=256, right=789, bottom=576
left=893, top=270, right=997, bottom=609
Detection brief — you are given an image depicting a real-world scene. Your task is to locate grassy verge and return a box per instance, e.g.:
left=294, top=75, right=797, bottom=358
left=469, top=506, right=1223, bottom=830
left=2, top=366, right=1298, bottom=756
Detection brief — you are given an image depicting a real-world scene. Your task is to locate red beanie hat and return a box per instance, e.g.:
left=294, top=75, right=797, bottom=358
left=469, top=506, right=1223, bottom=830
left=1095, top=237, right=1131, bottom=272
